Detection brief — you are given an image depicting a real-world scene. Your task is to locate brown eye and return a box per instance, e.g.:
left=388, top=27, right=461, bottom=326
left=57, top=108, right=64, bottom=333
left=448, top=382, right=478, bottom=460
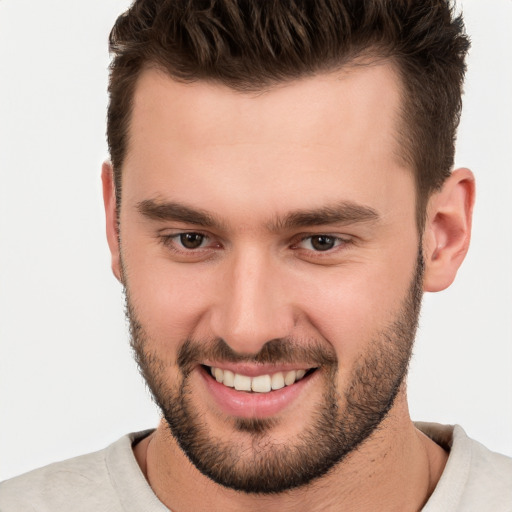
left=310, top=235, right=336, bottom=251
left=179, top=233, right=205, bottom=249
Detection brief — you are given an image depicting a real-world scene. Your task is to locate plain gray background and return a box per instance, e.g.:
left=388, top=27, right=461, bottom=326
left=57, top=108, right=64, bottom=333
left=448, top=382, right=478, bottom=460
left=0, top=0, right=511, bottom=480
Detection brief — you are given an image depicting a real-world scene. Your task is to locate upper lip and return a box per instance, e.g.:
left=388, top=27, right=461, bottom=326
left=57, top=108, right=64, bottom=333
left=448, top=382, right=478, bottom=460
left=202, top=362, right=315, bottom=377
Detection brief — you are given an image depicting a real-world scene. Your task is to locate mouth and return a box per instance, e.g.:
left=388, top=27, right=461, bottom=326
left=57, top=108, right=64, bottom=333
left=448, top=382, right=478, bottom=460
left=198, top=361, right=321, bottom=418
left=204, top=365, right=317, bottom=394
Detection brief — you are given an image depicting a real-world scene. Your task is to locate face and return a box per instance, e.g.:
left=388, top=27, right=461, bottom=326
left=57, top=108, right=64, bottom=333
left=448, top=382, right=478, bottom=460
left=114, top=64, right=422, bottom=493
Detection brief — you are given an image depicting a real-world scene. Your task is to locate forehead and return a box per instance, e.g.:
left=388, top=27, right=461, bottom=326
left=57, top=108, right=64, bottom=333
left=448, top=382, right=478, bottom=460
left=127, top=61, right=404, bottom=156
left=122, top=63, right=412, bottom=223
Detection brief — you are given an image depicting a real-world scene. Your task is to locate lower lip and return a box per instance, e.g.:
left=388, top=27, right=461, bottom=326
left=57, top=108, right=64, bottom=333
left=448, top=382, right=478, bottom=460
left=199, top=366, right=316, bottom=418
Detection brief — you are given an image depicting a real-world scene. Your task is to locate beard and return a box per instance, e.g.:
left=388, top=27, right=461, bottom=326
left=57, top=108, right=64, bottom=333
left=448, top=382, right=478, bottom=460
left=125, top=250, right=424, bottom=494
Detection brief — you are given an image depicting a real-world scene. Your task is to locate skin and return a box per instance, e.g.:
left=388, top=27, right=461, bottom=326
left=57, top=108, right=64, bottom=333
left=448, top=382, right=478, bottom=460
left=103, top=62, right=474, bottom=511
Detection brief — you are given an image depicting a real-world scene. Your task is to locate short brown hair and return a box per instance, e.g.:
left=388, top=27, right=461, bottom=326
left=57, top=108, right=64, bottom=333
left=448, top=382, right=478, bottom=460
left=107, top=0, right=470, bottom=228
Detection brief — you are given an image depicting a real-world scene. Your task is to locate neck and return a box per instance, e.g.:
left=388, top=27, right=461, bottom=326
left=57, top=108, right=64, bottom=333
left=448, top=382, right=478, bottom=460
left=134, top=396, right=447, bottom=512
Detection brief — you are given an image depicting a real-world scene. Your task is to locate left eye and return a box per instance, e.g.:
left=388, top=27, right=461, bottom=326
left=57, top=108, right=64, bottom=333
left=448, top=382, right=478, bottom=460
left=297, top=235, right=344, bottom=252
left=176, top=233, right=208, bottom=249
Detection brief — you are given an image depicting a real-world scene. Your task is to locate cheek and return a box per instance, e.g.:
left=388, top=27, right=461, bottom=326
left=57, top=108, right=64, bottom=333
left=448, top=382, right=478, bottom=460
left=122, top=238, right=215, bottom=345
left=291, top=253, right=418, bottom=362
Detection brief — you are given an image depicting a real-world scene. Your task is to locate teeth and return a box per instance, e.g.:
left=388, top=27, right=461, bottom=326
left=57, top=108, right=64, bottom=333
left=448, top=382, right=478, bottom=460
left=271, top=372, right=285, bottom=390
left=284, top=370, right=297, bottom=386
left=214, top=367, right=224, bottom=383
left=252, top=374, right=272, bottom=393
left=209, top=367, right=310, bottom=393
left=296, top=369, right=306, bottom=379
left=223, top=370, right=235, bottom=387
left=233, top=374, right=252, bottom=391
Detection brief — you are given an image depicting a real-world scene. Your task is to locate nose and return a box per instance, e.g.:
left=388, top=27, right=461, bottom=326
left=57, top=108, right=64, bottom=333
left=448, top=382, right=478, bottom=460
left=209, top=248, right=295, bottom=355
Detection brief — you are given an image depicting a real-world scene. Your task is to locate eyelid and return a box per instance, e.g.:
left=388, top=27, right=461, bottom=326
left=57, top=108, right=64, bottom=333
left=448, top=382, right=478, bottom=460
left=159, top=230, right=223, bottom=254
left=292, top=233, right=352, bottom=249
left=158, top=229, right=353, bottom=259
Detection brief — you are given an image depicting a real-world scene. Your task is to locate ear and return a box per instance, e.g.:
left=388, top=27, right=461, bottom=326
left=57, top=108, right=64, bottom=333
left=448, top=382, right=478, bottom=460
left=101, top=161, right=123, bottom=283
left=422, top=168, right=475, bottom=292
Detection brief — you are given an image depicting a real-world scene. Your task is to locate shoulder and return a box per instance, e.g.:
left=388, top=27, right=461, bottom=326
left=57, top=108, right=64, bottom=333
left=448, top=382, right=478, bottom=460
left=459, top=428, right=512, bottom=510
left=0, top=445, right=117, bottom=511
left=418, top=422, right=512, bottom=512
left=0, top=431, right=152, bottom=512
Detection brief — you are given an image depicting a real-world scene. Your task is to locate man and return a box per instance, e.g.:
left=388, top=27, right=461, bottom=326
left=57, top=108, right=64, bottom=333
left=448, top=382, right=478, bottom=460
left=1, top=0, right=511, bottom=510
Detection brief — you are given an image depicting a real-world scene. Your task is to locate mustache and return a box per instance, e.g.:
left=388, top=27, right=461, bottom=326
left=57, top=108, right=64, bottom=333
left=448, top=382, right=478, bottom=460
left=177, top=337, right=338, bottom=376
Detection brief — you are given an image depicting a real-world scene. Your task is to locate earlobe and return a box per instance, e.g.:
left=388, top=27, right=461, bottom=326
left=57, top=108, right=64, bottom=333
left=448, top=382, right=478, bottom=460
left=101, top=161, right=123, bottom=283
left=422, top=168, right=475, bottom=292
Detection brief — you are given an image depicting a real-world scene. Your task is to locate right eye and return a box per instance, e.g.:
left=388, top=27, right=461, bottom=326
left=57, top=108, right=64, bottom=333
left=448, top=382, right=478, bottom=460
left=159, top=231, right=222, bottom=261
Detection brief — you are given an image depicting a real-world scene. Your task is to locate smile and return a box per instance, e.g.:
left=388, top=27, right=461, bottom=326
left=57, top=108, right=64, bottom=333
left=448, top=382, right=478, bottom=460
left=199, top=363, right=319, bottom=418
left=207, top=365, right=315, bottom=393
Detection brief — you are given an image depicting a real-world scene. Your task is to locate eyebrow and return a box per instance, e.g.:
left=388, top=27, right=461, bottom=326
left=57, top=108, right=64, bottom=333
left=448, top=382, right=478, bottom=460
left=268, top=202, right=380, bottom=232
left=137, top=199, right=222, bottom=228
left=136, top=199, right=379, bottom=231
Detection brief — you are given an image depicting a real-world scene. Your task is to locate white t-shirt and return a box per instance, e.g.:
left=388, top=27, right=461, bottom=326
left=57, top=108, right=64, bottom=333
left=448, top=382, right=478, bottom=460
left=1, top=423, right=511, bottom=511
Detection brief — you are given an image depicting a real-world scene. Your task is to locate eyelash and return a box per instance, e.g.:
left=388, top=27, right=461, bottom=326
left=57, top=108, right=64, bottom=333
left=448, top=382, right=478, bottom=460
left=293, top=234, right=351, bottom=252
left=160, top=231, right=353, bottom=258
left=160, top=232, right=216, bottom=253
